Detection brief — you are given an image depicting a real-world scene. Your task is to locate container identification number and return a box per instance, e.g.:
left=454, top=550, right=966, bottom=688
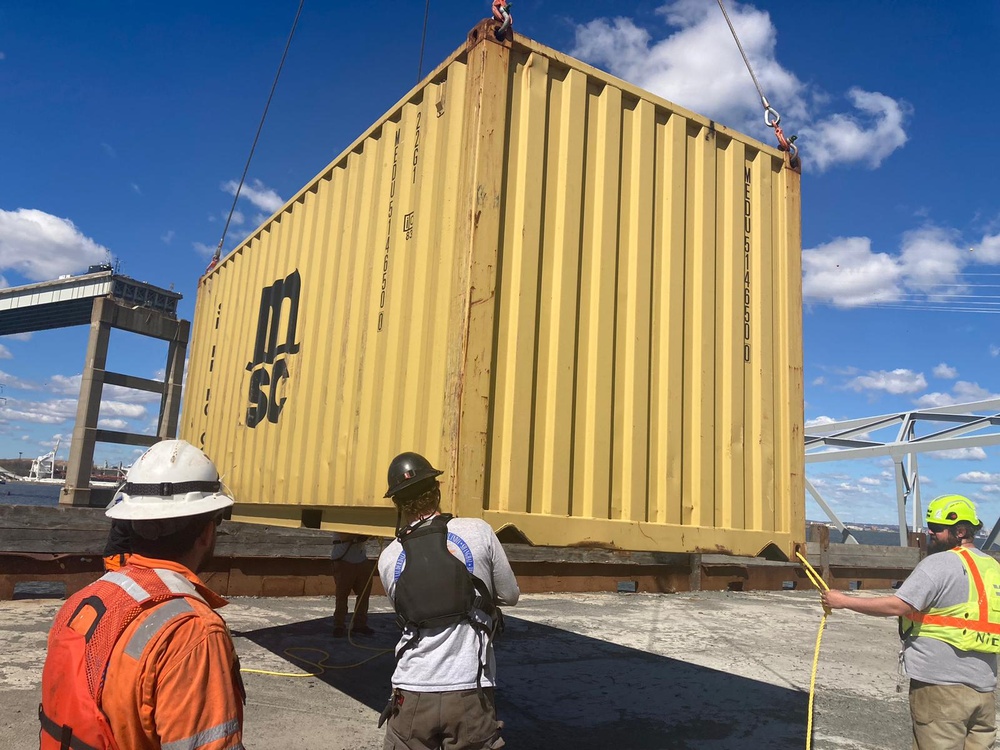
left=378, top=130, right=400, bottom=332
left=743, top=166, right=752, bottom=364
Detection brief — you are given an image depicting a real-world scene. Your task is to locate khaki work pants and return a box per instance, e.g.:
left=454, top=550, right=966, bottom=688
left=383, top=687, right=504, bottom=750
left=332, top=560, right=373, bottom=629
left=910, top=679, right=996, bottom=749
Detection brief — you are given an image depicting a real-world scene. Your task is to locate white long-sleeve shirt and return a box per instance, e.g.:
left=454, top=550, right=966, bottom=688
left=377, top=515, right=520, bottom=691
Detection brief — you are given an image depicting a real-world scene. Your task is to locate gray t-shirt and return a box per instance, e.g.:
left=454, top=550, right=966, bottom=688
left=895, top=547, right=998, bottom=692
left=377, top=516, right=520, bottom=692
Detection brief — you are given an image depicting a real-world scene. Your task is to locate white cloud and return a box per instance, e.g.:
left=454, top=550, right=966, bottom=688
left=956, top=471, right=1000, bottom=484
left=949, top=381, right=997, bottom=401
left=0, top=209, right=111, bottom=281
left=802, top=225, right=1000, bottom=310
left=0, top=370, right=39, bottom=390
left=932, top=363, right=958, bottom=379
left=898, top=226, right=965, bottom=295
left=571, top=2, right=805, bottom=137
left=193, top=241, right=216, bottom=258
left=98, top=418, right=129, bottom=430
left=812, top=376, right=825, bottom=386
left=928, top=447, right=988, bottom=461
left=846, top=368, right=926, bottom=395
left=805, top=415, right=837, bottom=428
left=49, top=373, right=160, bottom=404
left=0, top=402, right=67, bottom=425
left=99, top=401, right=148, bottom=419
left=974, top=233, right=1000, bottom=264
left=802, top=237, right=902, bottom=307
left=221, top=178, right=284, bottom=214
left=914, top=381, right=1000, bottom=409
left=569, top=1, right=908, bottom=172
left=130, top=183, right=142, bottom=195
left=161, top=230, right=175, bottom=244
left=798, top=89, right=910, bottom=171
left=859, top=476, right=881, bottom=486
left=914, top=392, right=955, bottom=409
left=990, top=345, right=1000, bottom=358
left=0, top=344, right=10, bottom=360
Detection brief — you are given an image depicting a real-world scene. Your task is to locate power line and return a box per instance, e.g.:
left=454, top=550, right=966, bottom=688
left=806, top=301, right=1000, bottom=315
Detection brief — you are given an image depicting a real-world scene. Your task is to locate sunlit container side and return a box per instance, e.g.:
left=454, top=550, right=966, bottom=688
left=182, top=21, right=804, bottom=557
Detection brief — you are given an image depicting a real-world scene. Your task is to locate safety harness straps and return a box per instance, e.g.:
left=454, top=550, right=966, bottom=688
left=391, top=515, right=500, bottom=697
left=38, top=706, right=101, bottom=750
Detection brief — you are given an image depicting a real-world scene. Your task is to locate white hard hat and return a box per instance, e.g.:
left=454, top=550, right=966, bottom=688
left=106, top=439, right=234, bottom=521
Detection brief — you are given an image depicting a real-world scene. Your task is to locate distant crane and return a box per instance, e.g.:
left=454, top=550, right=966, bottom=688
left=27, top=438, right=61, bottom=481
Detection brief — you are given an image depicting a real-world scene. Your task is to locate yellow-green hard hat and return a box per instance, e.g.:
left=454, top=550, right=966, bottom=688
left=926, top=494, right=980, bottom=527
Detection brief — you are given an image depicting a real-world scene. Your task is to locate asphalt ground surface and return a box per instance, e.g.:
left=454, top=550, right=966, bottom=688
left=1, top=589, right=983, bottom=750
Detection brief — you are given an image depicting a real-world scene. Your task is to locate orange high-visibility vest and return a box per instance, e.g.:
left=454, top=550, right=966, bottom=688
left=39, top=566, right=194, bottom=750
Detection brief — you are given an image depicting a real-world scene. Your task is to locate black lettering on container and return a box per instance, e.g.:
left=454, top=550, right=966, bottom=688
left=743, top=166, right=752, bottom=364
left=378, top=130, right=401, bottom=332
left=245, top=269, right=302, bottom=428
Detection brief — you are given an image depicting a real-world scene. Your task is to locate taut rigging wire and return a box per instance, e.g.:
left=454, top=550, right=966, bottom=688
left=210, top=0, right=306, bottom=269
left=417, top=0, right=432, bottom=82
left=716, top=0, right=798, bottom=164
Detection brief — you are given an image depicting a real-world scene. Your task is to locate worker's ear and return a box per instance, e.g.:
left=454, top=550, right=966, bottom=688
left=197, top=517, right=217, bottom=546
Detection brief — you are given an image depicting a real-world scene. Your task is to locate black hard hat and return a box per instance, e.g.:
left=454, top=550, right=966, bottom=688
left=385, top=452, right=443, bottom=498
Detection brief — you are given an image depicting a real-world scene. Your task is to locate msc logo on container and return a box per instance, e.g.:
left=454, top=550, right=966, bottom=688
left=245, top=269, right=301, bottom=428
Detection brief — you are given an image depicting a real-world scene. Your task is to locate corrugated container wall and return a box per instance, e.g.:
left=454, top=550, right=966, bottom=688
left=182, top=22, right=804, bottom=558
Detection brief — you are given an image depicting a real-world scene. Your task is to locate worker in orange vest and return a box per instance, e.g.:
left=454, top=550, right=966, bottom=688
left=39, top=439, right=245, bottom=750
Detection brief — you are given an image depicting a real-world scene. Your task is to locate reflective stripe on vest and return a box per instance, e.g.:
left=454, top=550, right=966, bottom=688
left=101, top=571, right=152, bottom=604
left=161, top=718, right=241, bottom=750
left=902, top=547, right=1000, bottom=652
left=123, top=598, right=195, bottom=659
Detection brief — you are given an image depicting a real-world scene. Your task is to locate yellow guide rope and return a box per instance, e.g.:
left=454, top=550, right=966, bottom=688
left=241, top=545, right=394, bottom=677
left=796, top=552, right=830, bottom=750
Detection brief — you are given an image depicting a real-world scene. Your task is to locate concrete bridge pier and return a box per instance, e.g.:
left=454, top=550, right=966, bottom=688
left=62, top=297, right=190, bottom=507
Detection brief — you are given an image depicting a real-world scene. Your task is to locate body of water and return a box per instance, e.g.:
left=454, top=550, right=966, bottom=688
left=836, top=530, right=907, bottom=546
left=0, top=481, right=62, bottom=506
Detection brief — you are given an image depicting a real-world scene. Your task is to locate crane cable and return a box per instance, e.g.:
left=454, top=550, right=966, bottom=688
left=209, top=0, right=306, bottom=271
left=417, top=0, right=431, bottom=82
left=715, top=0, right=799, bottom=165
left=796, top=551, right=831, bottom=750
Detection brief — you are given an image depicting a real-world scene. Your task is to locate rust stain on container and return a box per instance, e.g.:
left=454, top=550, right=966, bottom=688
left=181, top=21, right=804, bottom=557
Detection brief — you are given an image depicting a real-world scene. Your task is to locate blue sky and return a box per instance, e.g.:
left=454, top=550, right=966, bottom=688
left=2, top=1, right=999, bottom=527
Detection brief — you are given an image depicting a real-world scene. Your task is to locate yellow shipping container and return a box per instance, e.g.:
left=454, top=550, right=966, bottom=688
left=182, top=21, right=804, bottom=558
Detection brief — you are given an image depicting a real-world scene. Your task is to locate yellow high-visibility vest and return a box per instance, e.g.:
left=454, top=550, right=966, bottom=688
left=902, top=547, right=1000, bottom=653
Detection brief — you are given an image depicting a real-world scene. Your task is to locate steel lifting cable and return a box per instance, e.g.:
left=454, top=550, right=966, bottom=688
left=417, top=0, right=432, bottom=82
left=796, top=551, right=831, bottom=750
left=715, top=0, right=799, bottom=164
left=210, top=0, right=306, bottom=270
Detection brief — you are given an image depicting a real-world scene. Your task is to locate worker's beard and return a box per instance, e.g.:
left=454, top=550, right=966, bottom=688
left=928, top=529, right=960, bottom=554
